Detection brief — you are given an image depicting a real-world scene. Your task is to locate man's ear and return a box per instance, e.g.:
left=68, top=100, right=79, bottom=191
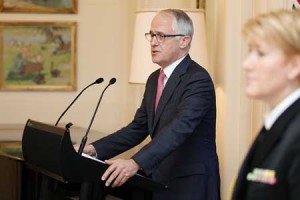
left=287, top=55, right=300, bottom=80
left=179, top=35, right=191, bottom=49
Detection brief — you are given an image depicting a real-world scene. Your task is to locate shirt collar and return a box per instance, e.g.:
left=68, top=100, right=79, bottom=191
left=162, top=55, right=186, bottom=83
left=264, top=88, right=300, bottom=130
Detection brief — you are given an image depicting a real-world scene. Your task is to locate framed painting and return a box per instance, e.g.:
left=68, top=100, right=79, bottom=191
left=0, top=0, right=78, bottom=14
left=0, top=21, right=77, bottom=91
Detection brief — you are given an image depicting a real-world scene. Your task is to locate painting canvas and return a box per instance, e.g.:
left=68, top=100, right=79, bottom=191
left=0, top=0, right=78, bottom=13
left=0, top=21, right=77, bottom=91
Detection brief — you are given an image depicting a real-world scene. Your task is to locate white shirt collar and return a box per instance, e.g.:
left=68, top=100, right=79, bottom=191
left=264, top=88, right=300, bottom=130
left=161, top=55, right=186, bottom=85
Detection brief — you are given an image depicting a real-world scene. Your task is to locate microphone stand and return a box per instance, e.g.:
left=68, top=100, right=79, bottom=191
left=78, top=78, right=116, bottom=155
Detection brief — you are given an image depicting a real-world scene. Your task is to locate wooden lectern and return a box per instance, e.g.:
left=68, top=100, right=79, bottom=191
left=22, top=119, right=167, bottom=200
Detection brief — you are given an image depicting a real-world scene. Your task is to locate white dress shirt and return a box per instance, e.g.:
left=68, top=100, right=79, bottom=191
left=161, top=55, right=187, bottom=86
left=264, top=88, right=300, bottom=130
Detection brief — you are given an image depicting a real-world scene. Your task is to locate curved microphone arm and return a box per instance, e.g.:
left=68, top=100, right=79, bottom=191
left=78, top=78, right=116, bottom=155
left=55, top=78, right=104, bottom=126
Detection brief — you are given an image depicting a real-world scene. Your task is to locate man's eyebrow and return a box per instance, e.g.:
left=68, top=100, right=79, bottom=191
left=149, top=31, right=164, bottom=34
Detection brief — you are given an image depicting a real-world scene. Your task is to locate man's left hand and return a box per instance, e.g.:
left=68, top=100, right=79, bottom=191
left=102, top=158, right=140, bottom=187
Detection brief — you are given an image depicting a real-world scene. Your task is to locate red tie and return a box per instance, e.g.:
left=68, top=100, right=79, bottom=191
left=155, top=70, right=165, bottom=112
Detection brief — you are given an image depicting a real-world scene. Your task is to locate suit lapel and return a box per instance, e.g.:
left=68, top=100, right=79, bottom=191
left=252, top=97, right=300, bottom=166
left=152, top=55, right=192, bottom=134
left=148, top=70, right=160, bottom=132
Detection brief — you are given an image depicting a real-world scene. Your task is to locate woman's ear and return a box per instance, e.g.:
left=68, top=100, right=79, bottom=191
left=287, top=55, right=300, bottom=80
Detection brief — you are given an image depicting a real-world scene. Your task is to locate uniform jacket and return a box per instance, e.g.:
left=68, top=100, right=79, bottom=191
left=92, top=55, right=220, bottom=200
left=232, top=97, right=300, bottom=200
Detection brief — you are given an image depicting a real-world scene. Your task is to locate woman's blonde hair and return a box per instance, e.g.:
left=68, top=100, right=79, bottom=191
left=242, top=9, right=300, bottom=55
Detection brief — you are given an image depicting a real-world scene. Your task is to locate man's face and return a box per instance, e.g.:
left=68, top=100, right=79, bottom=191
left=149, top=13, right=182, bottom=68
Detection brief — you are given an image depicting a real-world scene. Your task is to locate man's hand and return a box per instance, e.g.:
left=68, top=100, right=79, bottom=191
left=102, top=158, right=140, bottom=187
left=73, top=144, right=96, bottom=156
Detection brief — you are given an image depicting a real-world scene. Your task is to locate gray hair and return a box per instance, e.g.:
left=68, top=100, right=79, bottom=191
left=158, top=9, right=194, bottom=38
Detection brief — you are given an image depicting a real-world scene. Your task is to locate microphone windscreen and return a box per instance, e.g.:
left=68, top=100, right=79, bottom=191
left=109, top=78, right=117, bottom=85
left=95, top=78, right=104, bottom=84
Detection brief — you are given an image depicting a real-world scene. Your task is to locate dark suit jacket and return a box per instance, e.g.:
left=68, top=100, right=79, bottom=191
left=232, top=97, right=300, bottom=200
left=92, top=55, right=220, bottom=200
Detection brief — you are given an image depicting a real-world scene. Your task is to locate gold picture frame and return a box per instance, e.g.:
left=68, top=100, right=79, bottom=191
left=0, top=0, right=78, bottom=14
left=0, top=21, right=77, bottom=91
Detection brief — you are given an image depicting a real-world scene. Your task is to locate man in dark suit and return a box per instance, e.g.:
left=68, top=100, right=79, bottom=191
left=232, top=10, right=300, bottom=200
left=80, top=9, right=220, bottom=200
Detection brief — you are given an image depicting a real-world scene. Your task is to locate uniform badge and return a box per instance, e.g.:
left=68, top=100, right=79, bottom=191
left=247, top=168, right=277, bottom=185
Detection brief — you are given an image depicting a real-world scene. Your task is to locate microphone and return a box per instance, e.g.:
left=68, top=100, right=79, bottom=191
left=55, top=77, right=104, bottom=126
left=78, top=78, right=117, bottom=155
